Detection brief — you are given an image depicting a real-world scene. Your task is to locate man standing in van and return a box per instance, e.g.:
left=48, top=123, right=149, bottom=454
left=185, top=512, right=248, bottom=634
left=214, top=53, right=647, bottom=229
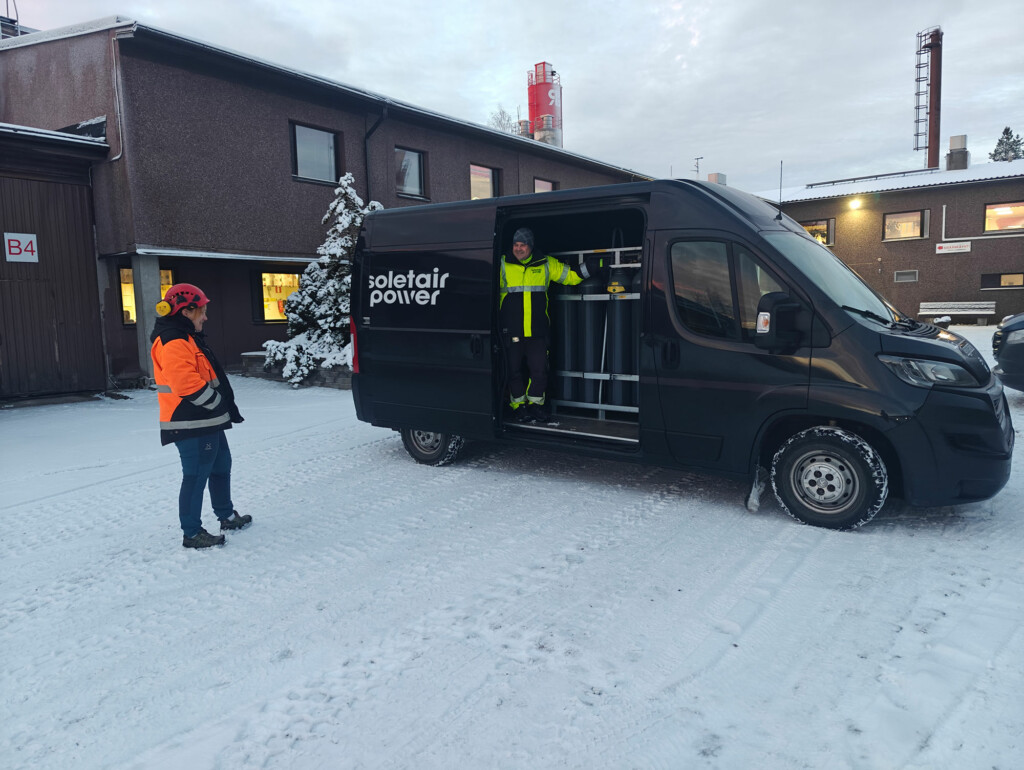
left=499, top=227, right=595, bottom=422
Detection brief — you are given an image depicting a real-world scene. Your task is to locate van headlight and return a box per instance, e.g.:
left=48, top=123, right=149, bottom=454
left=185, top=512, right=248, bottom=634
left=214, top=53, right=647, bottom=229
left=1007, top=330, right=1024, bottom=344
left=878, top=354, right=980, bottom=388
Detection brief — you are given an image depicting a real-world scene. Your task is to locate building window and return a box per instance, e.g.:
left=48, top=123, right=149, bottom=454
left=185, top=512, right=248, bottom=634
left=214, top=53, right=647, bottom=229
left=981, top=273, right=1024, bottom=290
left=984, top=202, right=1024, bottom=231
left=120, top=268, right=174, bottom=325
left=894, top=270, right=919, bottom=283
left=292, top=123, right=340, bottom=183
left=262, top=272, right=302, bottom=321
left=470, top=164, right=499, bottom=199
left=883, top=210, right=929, bottom=241
left=396, top=147, right=426, bottom=197
left=534, top=178, right=556, bottom=193
left=800, top=218, right=835, bottom=246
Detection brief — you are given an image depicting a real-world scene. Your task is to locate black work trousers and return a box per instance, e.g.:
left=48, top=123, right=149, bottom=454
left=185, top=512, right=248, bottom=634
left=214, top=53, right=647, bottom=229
left=506, top=336, right=549, bottom=404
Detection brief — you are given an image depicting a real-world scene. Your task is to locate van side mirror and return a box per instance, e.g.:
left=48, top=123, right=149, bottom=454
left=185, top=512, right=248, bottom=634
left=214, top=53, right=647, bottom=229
left=754, top=292, right=802, bottom=351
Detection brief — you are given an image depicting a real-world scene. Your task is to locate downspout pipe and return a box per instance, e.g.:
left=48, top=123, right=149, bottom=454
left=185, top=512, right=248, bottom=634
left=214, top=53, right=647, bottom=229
left=363, top=103, right=389, bottom=202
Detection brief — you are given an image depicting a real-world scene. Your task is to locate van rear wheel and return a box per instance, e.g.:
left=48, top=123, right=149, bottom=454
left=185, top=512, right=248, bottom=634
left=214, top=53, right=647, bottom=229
left=771, top=427, right=888, bottom=530
left=400, top=428, right=465, bottom=466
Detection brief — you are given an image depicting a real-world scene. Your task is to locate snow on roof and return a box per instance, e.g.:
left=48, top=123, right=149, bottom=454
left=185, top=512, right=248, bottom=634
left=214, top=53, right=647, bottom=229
left=0, top=121, right=109, bottom=148
left=754, top=158, right=1024, bottom=204
left=1, top=16, right=651, bottom=181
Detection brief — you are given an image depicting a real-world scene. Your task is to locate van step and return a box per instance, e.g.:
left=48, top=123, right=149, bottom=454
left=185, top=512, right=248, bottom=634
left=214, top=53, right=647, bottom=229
left=506, top=414, right=639, bottom=444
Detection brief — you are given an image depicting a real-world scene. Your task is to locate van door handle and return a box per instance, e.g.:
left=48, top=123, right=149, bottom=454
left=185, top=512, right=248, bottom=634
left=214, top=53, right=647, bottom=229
left=470, top=334, right=483, bottom=358
left=662, top=341, right=680, bottom=369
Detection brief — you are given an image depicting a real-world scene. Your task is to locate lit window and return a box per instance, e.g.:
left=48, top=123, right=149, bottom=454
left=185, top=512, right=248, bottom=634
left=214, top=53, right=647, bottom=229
left=470, top=164, right=499, bottom=199
left=396, top=148, right=426, bottom=197
left=800, top=219, right=835, bottom=246
left=984, top=202, right=1024, bottom=231
left=534, top=178, right=555, bottom=193
left=262, top=273, right=301, bottom=321
left=292, top=123, right=339, bottom=183
left=894, top=270, right=919, bottom=283
left=120, top=268, right=174, bottom=325
left=981, top=273, right=1024, bottom=289
left=883, top=210, right=928, bottom=240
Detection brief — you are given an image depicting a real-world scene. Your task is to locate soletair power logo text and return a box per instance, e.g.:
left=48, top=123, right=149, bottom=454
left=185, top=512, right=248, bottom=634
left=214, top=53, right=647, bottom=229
left=369, top=268, right=450, bottom=307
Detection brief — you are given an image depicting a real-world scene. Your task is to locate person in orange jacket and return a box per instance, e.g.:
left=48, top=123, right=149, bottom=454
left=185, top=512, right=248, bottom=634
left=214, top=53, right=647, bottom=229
left=150, top=283, right=251, bottom=548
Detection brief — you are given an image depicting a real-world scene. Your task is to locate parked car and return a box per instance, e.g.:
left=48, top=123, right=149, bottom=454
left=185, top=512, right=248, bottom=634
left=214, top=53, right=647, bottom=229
left=993, top=313, right=1024, bottom=392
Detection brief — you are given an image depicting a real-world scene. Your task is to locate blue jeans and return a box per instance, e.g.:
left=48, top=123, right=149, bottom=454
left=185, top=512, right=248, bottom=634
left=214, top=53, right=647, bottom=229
left=174, top=431, right=233, bottom=537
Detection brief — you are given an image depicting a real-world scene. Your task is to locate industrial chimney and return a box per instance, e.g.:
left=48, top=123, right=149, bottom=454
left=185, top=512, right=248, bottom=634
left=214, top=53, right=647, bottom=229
left=913, top=27, right=943, bottom=169
left=528, top=63, right=563, bottom=147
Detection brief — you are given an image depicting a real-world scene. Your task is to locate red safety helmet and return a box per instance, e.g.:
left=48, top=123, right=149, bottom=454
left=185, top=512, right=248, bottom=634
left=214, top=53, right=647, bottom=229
left=156, top=283, right=210, bottom=317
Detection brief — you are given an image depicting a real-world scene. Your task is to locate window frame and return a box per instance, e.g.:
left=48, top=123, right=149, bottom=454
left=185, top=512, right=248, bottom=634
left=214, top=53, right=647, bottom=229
left=983, top=200, right=1024, bottom=232
left=799, top=218, right=835, bottom=246
left=256, top=270, right=303, bottom=323
left=893, top=270, right=919, bottom=284
left=290, top=121, right=342, bottom=185
left=882, top=209, right=930, bottom=241
left=470, top=163, right=500, bottom=199
left=395, top=146, right=428, bottom=199
left=980, top=272, right=1024, bottom=290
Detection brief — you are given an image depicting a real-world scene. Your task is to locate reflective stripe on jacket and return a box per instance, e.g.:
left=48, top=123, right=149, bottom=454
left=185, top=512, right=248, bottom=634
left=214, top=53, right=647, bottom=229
left=151, top=331, right=232, bottom=445
left=499, top=254, right=584, bottom=338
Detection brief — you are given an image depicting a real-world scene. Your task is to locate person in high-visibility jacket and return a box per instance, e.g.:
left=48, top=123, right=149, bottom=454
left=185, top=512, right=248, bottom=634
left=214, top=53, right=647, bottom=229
left=150, top=283, right=251, bottom=549
left=499, top=227, right=596, bottom=422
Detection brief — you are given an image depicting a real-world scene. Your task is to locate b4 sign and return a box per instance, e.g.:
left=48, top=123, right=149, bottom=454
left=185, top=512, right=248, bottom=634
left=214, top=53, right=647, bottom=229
left=5, top=233, right=39, bottom=263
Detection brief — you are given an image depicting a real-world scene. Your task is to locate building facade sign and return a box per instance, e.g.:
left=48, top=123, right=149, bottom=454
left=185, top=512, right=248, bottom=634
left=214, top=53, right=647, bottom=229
left=5, top=232, right=39, bottom=262
left=935, top=241, right=971, bottom=254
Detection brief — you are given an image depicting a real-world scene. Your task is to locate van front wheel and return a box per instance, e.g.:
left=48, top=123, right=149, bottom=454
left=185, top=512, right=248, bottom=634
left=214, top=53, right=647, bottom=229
left=771, top=427, right=888, bottom=530
left=400, top=428, right=465, bottom=466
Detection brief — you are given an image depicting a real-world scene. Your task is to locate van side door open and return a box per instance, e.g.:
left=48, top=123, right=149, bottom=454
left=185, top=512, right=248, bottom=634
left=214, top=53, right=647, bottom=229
left=354, top=207, right=496, bottom=438
left=649, top=230, right=811, bottom=472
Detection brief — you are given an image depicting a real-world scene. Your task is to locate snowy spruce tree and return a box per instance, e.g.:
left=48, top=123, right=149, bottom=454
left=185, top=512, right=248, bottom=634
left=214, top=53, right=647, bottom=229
left=263, top=173, right=381, bottom=385
left=989, top=127, right=1024, bottom=162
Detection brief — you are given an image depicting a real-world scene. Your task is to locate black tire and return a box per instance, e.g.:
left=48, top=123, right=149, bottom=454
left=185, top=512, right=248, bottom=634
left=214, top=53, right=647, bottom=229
left=770, top=427, right=888, bottom=530
left=400, top=428, right=465, bottom=466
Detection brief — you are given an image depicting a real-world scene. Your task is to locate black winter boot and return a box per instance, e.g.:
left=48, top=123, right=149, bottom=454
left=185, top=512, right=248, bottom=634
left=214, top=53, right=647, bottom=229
left=183, top=528, right=226, bottom=548
left=219, top=511, right=252, bottom=531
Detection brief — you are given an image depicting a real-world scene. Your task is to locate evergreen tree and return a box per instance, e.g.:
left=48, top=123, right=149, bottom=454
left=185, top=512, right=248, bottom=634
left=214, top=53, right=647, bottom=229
left=989, top=127, right=1024, bottom=161
left=263, top=173, right=381, bottom=384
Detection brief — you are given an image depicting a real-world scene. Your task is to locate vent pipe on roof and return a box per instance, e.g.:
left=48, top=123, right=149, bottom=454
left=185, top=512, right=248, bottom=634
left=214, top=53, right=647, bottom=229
left=946, top=135, right=969, bottom=170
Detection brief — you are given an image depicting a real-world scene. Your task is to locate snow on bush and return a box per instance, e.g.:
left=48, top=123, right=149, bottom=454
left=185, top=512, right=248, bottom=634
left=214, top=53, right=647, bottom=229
left=263, top=173, right=381, bottom=385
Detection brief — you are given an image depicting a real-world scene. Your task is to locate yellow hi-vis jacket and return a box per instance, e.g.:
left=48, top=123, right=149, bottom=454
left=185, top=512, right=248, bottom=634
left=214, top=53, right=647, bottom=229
left=499, top=253, right=586, bottom=338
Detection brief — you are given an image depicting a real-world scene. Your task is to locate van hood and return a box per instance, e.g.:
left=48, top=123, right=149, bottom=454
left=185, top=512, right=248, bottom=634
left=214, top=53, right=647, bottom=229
left=878, top=323, right=991, bottom=383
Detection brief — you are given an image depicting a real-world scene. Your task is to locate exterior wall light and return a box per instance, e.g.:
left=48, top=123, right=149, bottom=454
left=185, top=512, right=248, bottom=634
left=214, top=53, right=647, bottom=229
left=849, top=199, right=862, bottom=209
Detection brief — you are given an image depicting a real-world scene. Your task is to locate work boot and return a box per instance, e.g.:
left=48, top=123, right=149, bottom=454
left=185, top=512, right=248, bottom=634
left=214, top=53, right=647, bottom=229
left=219, top=511, right=252, bottom=531
left=183, top=528, right=226, bottom=549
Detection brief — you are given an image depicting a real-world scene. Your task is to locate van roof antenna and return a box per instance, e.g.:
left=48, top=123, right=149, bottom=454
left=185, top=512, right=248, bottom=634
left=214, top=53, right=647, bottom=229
left=775, top=160, right=784, bottom=221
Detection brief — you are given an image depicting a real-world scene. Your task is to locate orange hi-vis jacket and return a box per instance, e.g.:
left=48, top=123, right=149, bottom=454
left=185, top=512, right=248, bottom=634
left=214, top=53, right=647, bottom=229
left=151, top=325, right=234, bottom=445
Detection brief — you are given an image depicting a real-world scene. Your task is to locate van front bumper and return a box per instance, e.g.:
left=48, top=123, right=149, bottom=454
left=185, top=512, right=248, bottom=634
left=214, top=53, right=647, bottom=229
left=889, top=382, right=1014, bottom=507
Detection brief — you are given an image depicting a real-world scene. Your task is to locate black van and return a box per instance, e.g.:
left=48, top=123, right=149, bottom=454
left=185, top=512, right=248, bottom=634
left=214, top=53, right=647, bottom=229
left=350, top=180, right=1013, bottom=529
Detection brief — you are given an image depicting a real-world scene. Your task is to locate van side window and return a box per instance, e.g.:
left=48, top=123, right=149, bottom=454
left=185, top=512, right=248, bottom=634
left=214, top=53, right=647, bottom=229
left=735, top=245, right=785, bottom=342
left=670, top=241, right=736, bottom=338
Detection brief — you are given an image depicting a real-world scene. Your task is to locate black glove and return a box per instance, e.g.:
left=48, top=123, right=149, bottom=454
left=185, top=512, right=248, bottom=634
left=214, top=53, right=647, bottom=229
left=585, top=257, right=608, bottom=281
left=229, top=405, right=245, bottom=424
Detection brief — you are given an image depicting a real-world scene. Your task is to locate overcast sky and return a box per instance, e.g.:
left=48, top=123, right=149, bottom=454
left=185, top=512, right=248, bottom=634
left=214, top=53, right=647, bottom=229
left=12, top=0, right=1024, bottom=193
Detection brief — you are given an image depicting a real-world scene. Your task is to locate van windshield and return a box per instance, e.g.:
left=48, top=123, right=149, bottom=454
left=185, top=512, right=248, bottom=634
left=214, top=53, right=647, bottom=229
left=763, top=231, right=895, bottom=323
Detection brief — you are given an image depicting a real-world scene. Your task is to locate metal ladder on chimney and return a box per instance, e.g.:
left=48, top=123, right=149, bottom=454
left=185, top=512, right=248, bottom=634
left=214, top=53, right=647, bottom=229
left=914, top=27, right=939, bottom=153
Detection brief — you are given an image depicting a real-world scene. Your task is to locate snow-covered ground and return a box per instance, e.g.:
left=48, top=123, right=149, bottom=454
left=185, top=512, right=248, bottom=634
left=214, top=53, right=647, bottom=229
left=2, top=325, right=1022, bottom=769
